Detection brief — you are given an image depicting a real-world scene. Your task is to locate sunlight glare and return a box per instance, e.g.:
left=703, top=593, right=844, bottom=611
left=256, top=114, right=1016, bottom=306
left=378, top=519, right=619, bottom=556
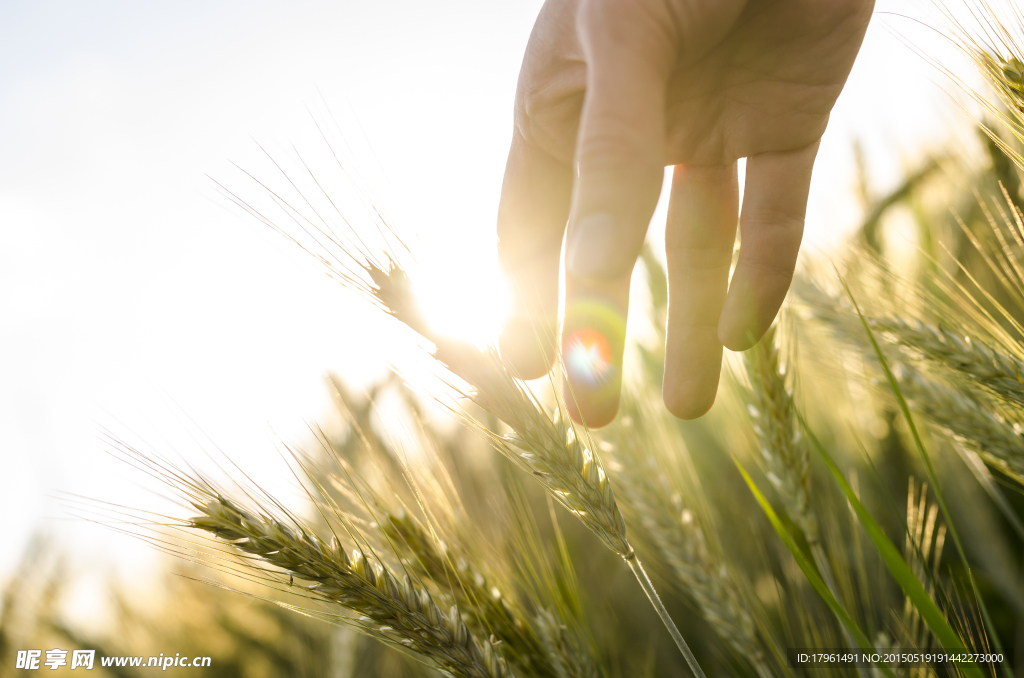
left=565, top=327, right=614, bottom=387
left=412, top=257, right=511, bottom=349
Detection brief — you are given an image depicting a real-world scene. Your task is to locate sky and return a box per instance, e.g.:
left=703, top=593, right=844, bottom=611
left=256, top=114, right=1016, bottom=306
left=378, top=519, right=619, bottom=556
left=0, top=0, right=984, bottom=582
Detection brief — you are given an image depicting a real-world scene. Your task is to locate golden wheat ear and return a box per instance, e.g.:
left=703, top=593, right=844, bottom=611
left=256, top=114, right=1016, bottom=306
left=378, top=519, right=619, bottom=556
left=189, top=496, right=512, bottom=678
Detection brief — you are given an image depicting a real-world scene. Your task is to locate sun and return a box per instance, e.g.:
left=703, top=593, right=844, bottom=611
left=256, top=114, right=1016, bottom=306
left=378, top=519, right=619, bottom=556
left=411, top=257, right=511, bottom=349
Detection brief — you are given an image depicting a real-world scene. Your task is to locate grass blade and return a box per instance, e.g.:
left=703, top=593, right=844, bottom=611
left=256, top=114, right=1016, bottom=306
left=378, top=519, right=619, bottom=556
left=840, top=276, right=1012, bottom=678
left=733, top=458, right=898, bottom=678
left=795, top=413, right=983, bottom=678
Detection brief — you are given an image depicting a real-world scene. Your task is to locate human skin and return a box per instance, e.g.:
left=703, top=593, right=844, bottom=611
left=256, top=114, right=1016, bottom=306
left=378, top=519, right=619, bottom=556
left=496, top=0, right=874, bottom=427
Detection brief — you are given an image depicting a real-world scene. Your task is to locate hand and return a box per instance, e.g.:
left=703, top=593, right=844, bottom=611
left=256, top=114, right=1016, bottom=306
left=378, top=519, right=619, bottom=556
left=496, top=0, right=873, bottom=426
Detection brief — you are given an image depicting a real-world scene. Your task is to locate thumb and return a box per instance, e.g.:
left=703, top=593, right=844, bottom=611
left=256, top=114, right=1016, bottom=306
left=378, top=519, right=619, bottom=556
left=564, top=1, right=675, bottom=280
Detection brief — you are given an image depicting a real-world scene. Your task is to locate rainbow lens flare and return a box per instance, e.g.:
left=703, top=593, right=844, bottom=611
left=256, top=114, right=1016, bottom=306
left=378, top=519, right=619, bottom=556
left=565, top=327, right=615, bottom=387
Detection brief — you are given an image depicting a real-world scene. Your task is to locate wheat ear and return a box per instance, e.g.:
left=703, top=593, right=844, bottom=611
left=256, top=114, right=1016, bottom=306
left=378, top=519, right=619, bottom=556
left=893, top=364, right=1024, bottom=482
left=901, top=477, right=947, bottom=653
left=798, top=281, right=1024, bottom=409
left=369, top=263, right=631, bottom=557
left=190, top=496, right=512, bottom=678
left=613, top=454, right=772, bottom=677
left=871, top=316, right=1024, bottom=409
left=368, top=262, right=705, bottom=677
left=798, top=284, right=1024, bottom=482
left=744, top=325, right=817, bottom=544
left=532, top=608, right=601, bottom=678
left=382, top=509, right=562, bottom=678
left=745, top=324, right=878, bottom=678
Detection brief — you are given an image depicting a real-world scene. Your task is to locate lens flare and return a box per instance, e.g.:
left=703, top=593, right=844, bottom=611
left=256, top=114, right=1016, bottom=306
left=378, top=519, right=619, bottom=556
left=565, top=327, right=615, bottom=387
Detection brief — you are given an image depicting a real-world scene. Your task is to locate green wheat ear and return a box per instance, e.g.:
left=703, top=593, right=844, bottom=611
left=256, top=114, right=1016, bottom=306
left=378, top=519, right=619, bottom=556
left=190, top=495, right=513, bottom=678
left=363, top=258, right=707, bottom=678
left=998, top=54, right=1024, bottom=96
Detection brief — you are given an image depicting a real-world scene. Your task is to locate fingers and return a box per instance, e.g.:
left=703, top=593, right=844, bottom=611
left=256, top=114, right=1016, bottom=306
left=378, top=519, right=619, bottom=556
left=497, top=128, right=574, bottom=380
left=562, top=276, right=630, bottom=428
left=561, top=3, right=676, bottom=427
left=663, top=163, right=739, bottom=420
left=719, top=142, right=819, bottom=351
left=566, top=3, right=673, bottom=282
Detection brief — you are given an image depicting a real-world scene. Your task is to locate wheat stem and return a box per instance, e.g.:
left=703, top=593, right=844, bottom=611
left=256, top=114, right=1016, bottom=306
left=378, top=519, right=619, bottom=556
left=625, top=554, right=706, bottom=678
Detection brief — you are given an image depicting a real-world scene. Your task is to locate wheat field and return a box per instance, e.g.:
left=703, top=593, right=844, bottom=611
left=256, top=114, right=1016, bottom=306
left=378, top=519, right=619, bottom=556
left=3, top=3, right=1024, bottom=677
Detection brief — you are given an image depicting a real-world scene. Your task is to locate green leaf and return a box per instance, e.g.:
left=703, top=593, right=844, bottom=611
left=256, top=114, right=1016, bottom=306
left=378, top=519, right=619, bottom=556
left=795, top=415, right=984, bottom=678
left=840, top=275, right=1011, bottom=678
left=733, top=458, right=898, bottom=678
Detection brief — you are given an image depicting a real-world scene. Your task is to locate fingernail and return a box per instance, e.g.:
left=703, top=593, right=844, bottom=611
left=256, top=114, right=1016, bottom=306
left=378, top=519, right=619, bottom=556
left=567, top=213, right=618, bottom=279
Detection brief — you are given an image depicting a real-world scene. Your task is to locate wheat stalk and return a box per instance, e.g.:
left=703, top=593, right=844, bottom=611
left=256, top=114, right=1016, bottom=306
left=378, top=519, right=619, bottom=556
left=189, top=496, right=512, bottom=678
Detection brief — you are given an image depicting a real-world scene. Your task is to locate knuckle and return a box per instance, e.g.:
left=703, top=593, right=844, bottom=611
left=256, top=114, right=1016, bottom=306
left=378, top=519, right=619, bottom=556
left=577, top=127, right=634, bottom=164
left=577, top=126, right=661, bottom=174
left=736, top=253, right=796, bottom=285
left=742, top=209, right=805, bottom=241
left=577, top=0, right=632, bottom=32
left=664, top=241, right=733, bottom=270
left=515, top=78, right=585, bottom=161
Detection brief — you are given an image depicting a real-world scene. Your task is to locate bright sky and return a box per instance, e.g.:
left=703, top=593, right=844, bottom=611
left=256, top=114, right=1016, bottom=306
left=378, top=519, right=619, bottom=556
left=0, top=0, right=983, bottom=580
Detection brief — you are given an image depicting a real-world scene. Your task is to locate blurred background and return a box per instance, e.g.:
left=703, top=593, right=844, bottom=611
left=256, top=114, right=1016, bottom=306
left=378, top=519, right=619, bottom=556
left=0, top=0, right=993, bottom=660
